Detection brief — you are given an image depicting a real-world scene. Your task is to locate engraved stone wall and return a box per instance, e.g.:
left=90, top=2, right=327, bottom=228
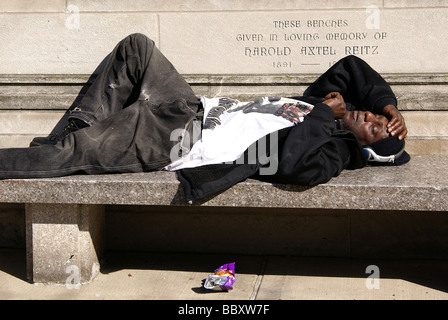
left=0, top=1, right=446, bottom=74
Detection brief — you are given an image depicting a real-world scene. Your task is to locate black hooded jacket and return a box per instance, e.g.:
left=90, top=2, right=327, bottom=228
left=177, top=56, right=398, bottom=203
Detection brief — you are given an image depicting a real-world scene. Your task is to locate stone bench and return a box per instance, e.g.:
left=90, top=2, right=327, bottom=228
left=0, top=155, right=446, bottom=285
left=1, top=74, right=447, bottom=285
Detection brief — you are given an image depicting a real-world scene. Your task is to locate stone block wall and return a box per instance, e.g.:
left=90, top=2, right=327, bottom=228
left=0, top=0, right=447, bottom=74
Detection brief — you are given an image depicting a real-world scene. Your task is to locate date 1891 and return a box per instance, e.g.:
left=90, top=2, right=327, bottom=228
left=272, top=61, right=292, bottom=68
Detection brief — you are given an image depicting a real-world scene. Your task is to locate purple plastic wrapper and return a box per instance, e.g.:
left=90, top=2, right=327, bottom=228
left=204, top=262, right=235, bottom=291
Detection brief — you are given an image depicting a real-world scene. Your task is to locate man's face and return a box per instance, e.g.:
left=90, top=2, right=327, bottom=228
left=342, top=110, right=390, bottom=145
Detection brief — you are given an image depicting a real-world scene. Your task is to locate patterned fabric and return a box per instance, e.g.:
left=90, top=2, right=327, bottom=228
left=276, top=101, right=314, bottom=124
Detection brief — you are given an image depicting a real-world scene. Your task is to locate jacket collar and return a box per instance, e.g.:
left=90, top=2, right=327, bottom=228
left=332, top=129, right=368, bottom=169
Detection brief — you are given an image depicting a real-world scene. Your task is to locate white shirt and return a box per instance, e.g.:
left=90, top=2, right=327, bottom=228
left=165, top=96, right=314, bottom=171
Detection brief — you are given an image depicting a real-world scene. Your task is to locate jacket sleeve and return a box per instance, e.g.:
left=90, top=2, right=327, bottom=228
left=269, top=103, right=353, bottom=186
left=303, top=55, right=397, bottom=114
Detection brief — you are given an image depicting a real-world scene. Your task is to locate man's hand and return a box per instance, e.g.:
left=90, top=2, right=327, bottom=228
left=323, top=92, right=346, bottom=119
left=383, top=104, right=408, bottom=140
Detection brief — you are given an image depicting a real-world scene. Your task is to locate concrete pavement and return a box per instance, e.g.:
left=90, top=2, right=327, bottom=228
left=1, top=248, right=447, bottom=300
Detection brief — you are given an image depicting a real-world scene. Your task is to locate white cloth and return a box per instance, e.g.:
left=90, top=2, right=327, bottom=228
left=165, top=96, right=314, bottom=171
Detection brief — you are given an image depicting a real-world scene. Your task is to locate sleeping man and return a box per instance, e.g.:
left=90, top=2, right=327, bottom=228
left=0, top=33, right=409, bottom=202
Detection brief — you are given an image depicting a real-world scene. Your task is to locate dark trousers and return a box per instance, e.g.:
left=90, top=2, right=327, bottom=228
left=0, top=33, right=200, bottom=179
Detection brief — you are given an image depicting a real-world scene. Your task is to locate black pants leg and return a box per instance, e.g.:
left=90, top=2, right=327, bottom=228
left=0, top=33, right=200, bottom=179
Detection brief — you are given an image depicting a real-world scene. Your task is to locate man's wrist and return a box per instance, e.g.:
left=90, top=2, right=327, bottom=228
left=382, top=104, right=397, bottom=116
left=374, top=97, right=397, bottom=114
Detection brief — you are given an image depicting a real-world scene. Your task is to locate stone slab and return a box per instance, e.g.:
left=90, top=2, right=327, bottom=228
left=0, top=7, right=447, bottom=74
left=384, top=0, right=448, bottom=8
left=0, top=111, right=66, bottom=135
left=2, top=74, right=448, bottom=111
left=3, top=0, right=445, bottom=14
left=405, top=139, right=448, bottom=155
left=1, top=109, right=445, bottom=139
left=1, top=250, right=447, bottom=299
left=25, top=203, right=105, bottom=285
left=161, top=8, right=448, bottom=74
left=402, top=111, right=448, bottom=138
left=0, top=155, right=446, bottom=212
left=0, top=84, right=86, bottom=110
left=67, top=0, right=385, bottom=12
left=257, top=256, right=448, bottom=300
left=0, top=13, right=159, bottom=74
left=0, top=0, right=65, bottom=13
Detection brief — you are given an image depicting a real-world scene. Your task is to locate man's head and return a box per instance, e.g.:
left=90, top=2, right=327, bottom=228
left=342, top=110, right=410, bottom=165
left=342, top=110, right=389, bottom=145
